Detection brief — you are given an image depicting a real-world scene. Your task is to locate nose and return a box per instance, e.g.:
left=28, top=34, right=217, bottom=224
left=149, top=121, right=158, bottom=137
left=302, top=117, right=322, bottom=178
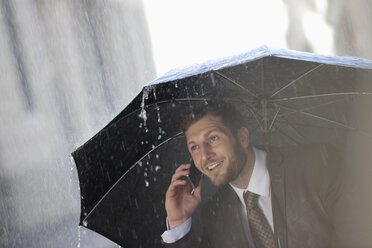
left=200, top=143, right=214, bottom=162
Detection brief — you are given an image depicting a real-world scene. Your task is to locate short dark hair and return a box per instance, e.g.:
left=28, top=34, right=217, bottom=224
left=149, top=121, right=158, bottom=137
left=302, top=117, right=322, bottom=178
left=181, top=100, right=246, bottom=134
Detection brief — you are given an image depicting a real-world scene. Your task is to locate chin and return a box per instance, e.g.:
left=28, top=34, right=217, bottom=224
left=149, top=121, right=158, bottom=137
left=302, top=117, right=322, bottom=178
left=210, top=175, right=230, bottom=187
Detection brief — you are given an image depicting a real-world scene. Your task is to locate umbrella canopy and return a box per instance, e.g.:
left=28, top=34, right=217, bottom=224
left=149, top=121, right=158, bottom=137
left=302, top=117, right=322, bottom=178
left=72, top=46, right=372, bottom=248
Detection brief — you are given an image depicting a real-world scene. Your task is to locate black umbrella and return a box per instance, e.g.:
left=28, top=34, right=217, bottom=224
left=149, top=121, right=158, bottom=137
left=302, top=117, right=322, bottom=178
left=72, top=47, right=372, bottom=248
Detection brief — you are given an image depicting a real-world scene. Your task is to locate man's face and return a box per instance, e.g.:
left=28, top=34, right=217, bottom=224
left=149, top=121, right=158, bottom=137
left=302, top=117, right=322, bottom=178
left=185, top=114, right=248, bottom=187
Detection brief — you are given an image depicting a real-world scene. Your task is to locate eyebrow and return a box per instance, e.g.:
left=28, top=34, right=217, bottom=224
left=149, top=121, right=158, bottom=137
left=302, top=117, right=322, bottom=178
left=187, top=128, right=224, bottom=146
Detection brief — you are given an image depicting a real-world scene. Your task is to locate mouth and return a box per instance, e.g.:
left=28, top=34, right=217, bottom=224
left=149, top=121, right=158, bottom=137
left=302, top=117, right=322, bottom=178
left=206, top=160, right=223, bottom=172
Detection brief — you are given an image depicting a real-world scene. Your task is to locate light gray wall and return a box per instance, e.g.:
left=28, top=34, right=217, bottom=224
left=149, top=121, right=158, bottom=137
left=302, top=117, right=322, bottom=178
left=0, top=0, right=155, bottom=247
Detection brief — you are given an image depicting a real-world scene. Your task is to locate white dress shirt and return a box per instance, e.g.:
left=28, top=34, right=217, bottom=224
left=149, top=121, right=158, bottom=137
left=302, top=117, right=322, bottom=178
left=161, top=147, right=272, bottom=244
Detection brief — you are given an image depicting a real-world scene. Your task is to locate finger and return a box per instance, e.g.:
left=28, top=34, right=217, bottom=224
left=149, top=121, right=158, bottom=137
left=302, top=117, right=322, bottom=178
left=167, top=179, right=190, bottom=195
left=171, top=167, right=191, bottom=182
left=175, top=163, right=191, bottom=173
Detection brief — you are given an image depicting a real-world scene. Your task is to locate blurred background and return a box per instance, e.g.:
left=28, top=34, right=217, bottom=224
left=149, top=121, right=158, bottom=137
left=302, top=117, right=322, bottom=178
left=0, top=0, right=371, bottom=247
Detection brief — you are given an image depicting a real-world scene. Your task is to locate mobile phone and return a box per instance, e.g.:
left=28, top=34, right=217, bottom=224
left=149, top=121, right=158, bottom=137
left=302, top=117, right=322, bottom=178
left=182, top=159, right=203, bottom=195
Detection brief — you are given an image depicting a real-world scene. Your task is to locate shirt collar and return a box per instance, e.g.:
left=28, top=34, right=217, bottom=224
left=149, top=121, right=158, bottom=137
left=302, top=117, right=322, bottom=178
left=230, top=147, right=270, bottom=205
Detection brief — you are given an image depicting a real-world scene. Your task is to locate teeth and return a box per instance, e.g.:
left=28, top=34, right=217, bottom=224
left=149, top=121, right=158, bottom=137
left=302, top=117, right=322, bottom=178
left=207, top=161, right=221, bottom=170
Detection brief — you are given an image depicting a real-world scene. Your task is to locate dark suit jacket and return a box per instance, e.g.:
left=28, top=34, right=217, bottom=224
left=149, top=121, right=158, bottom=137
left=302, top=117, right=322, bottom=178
left=165, top=144, right=344, bottom=248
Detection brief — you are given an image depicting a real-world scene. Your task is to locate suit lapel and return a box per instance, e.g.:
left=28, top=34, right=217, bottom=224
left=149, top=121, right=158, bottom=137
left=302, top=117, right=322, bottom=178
left=267, top=149, right=288, bottom=248
left=212, top=185, right=250, bottom=247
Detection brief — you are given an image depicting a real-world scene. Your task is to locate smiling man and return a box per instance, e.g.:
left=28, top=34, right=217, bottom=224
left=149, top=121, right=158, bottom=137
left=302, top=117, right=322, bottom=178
left=162, top=101, right=343, bottom=248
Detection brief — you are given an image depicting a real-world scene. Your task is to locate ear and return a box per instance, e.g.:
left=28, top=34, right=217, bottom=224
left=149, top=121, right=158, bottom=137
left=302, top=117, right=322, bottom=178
left=237, top=127, right=249, bottom=148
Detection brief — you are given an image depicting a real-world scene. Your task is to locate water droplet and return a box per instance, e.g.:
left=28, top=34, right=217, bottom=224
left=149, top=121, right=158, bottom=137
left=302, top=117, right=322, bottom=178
left=82, top=220, right=88, bottom=226
left=77, top=226, right=81, bottom=248
left=156, top=154, right=159, bottom=159
left=158, top=135, right=162, bottom=140
left=145, top=180, right=149, bottom=187
left=155, top=166, right=161, bottom=172
left=144, top=172, right=147, bottom=177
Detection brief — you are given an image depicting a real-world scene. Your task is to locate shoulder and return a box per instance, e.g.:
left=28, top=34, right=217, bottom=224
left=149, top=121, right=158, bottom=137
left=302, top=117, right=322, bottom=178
left=269, top=143, right=342, bottom=171
left=270, top=143, right=344, bottom=193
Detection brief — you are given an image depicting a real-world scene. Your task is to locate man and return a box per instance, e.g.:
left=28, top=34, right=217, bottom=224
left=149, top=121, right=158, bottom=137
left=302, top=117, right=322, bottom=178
left=162, top=101, right=343, bottom=248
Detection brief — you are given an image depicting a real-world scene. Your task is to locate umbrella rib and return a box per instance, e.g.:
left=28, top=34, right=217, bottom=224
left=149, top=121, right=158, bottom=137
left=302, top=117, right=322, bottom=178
left=275, top=126, right=302, bottom=146
left=248, top=108, right=265, bottom=132
left=82, top=131, right=184, bottom=223
left=274, top=119, right=307, bottom=142
left=115, top=97, right=257, bottom=125
left=275, top=99, right=346, bottom=118
left=276, top=105, right=372, bottom=137
left=275, top=120, right=349, bottom=130
left=270, top=64, right=323, bottom=98
left=214, top=71, right=259, bottom=98
left=270, top=92, right=372, bottom=102
left=269, top=106, right=281, bottom=131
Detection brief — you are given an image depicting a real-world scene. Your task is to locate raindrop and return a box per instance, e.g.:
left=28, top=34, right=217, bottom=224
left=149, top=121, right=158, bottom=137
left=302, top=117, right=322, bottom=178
left=77, top=226, right=81, bottom=248
left=139, top=86, right=155, bottom=130
left=157, top=108, right=161, bottom=123
left=145, top=140, right=149, bottom=144
left=139, top=123, right=143, bottom=128
left=141, top=141, right=144, bottom=145
left=175, top=82, right=178, bottom=88
left=155, top=165, right=161, bottom=172
left=145, top=180, right=149, bottom=187
left=172, top=102, right=176, bottom=107
left=154, top=177, right=157, bottom=182
left=144, top=172, right=147, bottom=177
left=153, top=88, right=157, bottom=100
left=71, top=167, right=74, bottom=171
left=135, top=198, right=139, bottom=209
left=158, top=134, right=162, bottom=140
left=70, top=155, right=76, bottom=165
left=156, top=154, right=159, bottom=159
left=138, top=108, right=147, bottom=126
left=138, top=161, right=143, bottom=167
left=210, top=72, right=217, bottom=86
left=152, top=144, right=155, bottom=149
left=82, top=220, right=88, bottom=226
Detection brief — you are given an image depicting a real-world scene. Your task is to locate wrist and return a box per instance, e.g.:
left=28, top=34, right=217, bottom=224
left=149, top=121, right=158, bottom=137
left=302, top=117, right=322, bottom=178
left=168, top=218, right=189, bottom=229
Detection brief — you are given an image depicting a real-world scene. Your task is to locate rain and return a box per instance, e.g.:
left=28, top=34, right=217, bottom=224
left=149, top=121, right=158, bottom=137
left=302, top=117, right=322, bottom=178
left=1, top=0, right=372, bottom=248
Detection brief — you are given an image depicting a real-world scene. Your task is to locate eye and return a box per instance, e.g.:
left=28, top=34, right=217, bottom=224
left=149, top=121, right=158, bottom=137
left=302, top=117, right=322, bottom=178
left=210, top=135, right=219, bottom=142
left=190, top=145, right=199, bottom=151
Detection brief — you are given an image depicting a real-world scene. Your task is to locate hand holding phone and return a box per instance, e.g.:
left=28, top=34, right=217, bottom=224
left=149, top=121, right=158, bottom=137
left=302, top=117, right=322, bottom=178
left=165, top=162, right=203, bottom=229
left=182, top=159, right=203, bottom=195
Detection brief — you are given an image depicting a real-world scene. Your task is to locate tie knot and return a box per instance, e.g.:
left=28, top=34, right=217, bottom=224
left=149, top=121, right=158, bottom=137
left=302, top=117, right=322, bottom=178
left=243, top=191, right=259, bottom=209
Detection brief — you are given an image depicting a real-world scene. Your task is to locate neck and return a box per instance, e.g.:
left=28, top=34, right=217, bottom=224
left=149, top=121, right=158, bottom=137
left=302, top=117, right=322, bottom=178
left=230, top=146, right=255, bottom=189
